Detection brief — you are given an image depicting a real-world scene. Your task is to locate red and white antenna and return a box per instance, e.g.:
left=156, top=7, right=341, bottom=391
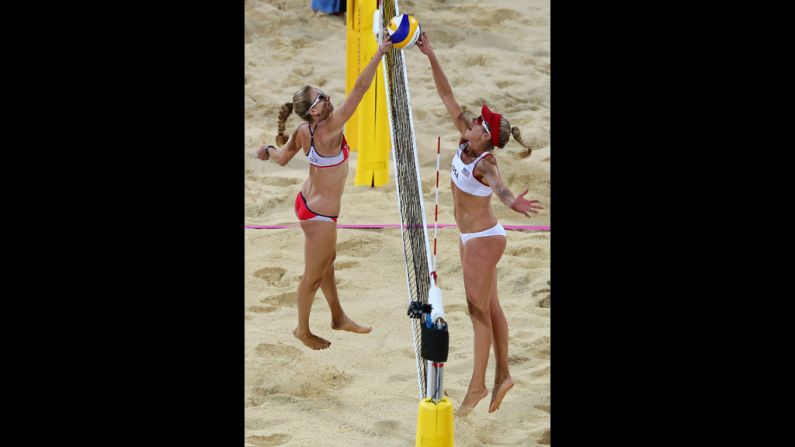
left=431, top=136, right=440, bottom=284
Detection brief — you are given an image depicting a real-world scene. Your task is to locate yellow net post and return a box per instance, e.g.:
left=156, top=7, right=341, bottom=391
left=346, top=0, right=391, bottom=186
left=415, top=397, right=454, bottom=446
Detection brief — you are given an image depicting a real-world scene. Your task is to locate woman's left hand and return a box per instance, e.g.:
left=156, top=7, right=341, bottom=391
left=378, top=33, right=393, bottom=55
left=511, top=188, right=543, bottom=217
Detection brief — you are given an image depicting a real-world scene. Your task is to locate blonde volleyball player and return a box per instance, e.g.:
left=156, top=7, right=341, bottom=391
left=416, top=31, right=543, bottom=415
left=255, top=37, right=392, bottom=350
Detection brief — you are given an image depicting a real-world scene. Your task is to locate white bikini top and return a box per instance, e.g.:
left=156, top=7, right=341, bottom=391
left=450, top=142, right=493, bottom=197
left=307, top=123, right=349, bottom=168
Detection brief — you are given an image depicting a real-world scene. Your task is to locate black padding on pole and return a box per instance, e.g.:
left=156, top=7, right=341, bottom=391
left=421, top=324, right=449, bottom=362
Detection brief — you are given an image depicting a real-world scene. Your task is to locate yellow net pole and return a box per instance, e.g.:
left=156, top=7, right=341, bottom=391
left=346, top=0, right=392, bottom=186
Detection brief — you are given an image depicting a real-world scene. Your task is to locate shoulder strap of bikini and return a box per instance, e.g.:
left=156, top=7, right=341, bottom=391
left=477, top=150, right=494, bottom=162
left=308, top=123, right=318, bottom=149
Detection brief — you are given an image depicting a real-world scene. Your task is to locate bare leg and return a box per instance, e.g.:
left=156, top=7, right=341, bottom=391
left=488, top=277, right=513, bottom=412
left=320, top=253, right=372, bottom=334
left=457, top=235, right=506, bottom=416
left=293, top=220, right=337, bottom=350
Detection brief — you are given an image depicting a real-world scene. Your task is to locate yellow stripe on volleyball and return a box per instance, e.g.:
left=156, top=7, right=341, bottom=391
left=387, top=14, right=422, bottom=49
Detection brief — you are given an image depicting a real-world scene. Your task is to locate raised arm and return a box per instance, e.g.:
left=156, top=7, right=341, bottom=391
left=416, top=32, right=469, bottom=137
left=256, top=126, right=303, bottom=166
left=478, top=158, right=543, bottom=217
left=324, top=37, right=393, bottom=135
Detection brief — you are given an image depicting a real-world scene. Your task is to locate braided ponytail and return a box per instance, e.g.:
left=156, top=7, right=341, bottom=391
left=275, top=86, right=314, bottom=145
left=497, top=116, right=533, bottom=156
left=510, top=126, right=532, bottom=156
left=275, top=102, right=292, bottom=145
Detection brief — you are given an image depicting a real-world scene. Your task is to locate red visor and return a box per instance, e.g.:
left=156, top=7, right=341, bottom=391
left=481, top=104, right=503, bottom=147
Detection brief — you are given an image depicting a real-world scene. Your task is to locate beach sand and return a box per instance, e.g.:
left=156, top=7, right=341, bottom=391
left=245, top=0, right=550, bottom=445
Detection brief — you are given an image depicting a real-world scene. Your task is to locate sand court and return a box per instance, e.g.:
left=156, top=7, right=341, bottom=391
left=245, top=0, right=549, bottom=445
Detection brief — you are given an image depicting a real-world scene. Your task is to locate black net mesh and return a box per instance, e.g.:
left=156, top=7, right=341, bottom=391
left=381, top=0, right=432, bottom=399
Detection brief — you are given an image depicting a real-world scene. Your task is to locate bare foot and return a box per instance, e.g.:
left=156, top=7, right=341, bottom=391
left=457, top=387, right=489, bottom=417
left=293, top=328, right=331, bottom=350
left=488, top=376, right=515, bottom=413
left=331, top=316, right=372, bottom=334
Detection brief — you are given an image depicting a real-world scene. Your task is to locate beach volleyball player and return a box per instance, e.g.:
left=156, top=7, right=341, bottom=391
left=416, top=30, right=543, bottom=415
left=255, top=37, right=393, bottom=350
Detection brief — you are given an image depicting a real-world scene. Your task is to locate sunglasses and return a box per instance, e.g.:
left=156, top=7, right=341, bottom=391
left=476, top=116, right=491, bottom=136
left=309, top=90, right=328, bottom=110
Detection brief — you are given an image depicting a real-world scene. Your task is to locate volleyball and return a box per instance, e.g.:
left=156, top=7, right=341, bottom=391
left=387, top=14, right=421, bottom=50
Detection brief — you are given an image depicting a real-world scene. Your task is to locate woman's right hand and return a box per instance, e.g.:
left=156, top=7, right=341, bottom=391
left=416, top=31, right=433, bottom=56
left=256, top=145, right=272, bottom=161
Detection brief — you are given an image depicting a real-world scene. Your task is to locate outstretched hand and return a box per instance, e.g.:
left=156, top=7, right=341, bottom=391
left=511, top=188, right=543, bottom=217
left=416, top=31, right=433, bottom=56
left=378, top=33, right=393, bottom=55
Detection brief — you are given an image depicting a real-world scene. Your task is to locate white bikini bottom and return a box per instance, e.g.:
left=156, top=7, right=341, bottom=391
left=459, top=222, right=506, bottom=245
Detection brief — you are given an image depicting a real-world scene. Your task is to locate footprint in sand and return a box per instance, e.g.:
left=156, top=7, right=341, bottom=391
left=245, top=434, right=290, bottom=447
left=336, top=236, right=379, bottom=256
left=508, top=353, right=530, bottom=365
left=291, top=38, right=314, bottom=51
left=532, top=287, right=551, bottom=297
left=429, top=28, right=464, bottom=47
left=537, top=295, right=551, bottom=308
left=450, top=75, right=473, bottom=88
left=246, top=204, right=268, bottom=218
left=514, top=329, right=533, bottom=340
left=260, top=176, right=302, bottom=187
left=254, top=343, right=303, bottom=361
left=260, top=291, right=297, bottom=308
left=465, top=55, right=489, bottom=67
left=530, top=365, right=551, bottom=378
left=506, top=245, right=545, bottom=257
left=537, top=63, right=551, bottom=75
left=287, top=370, right=352, bottom=398
left=537, top=428, right=551, bottom=445
left=334, top=260, right=359, bottom=270
left=319, top=370, right=352, bottom=390
left=245, top=417, right=288, bottom=431
left=246, top=386, right=280, bottom=407
left=254, top=267, right=286, bottom=285
left=528, top=336, right=550, bottom=360
left=488, top=8, right=518, bottom=23
left=534, top=283, right=551, bottom=308
left=247, top=305, right=278, bottom=314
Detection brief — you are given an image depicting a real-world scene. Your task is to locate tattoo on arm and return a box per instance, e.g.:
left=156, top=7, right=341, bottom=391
left=494, top=183, right=515, bottom=207
left=481, top=162, right=515, bottom=208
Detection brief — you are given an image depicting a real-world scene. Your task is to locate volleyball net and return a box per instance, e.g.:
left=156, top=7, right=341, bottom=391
left=379, top=0, right=435, bottom=400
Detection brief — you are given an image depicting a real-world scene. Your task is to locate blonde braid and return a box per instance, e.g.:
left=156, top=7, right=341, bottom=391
left=511, top=126, right=533, bottom=156
left=495, top=116, right=533, bottom=156
left=274, top=86, right=314, bottom=145
left=275, top=102, right=293, bottom=145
